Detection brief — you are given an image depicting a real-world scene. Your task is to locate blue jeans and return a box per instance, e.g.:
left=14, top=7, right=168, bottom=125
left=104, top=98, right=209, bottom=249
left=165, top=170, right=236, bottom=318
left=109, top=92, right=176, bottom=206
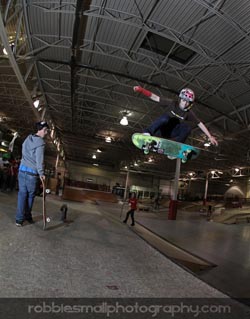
left=15, top=171, right=38, bottom=222
left=145, top=114, right=191, bottom=143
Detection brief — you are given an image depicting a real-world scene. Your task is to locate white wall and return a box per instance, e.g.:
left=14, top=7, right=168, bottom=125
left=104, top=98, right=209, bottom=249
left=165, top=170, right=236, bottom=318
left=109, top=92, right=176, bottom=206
left=66, top=162, right=161, bottom=190
left=66, top=161, right=249, bottom=200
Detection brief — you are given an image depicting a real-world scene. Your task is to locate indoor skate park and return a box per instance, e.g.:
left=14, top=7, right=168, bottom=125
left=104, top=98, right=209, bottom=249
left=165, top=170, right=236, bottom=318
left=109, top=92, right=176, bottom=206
left=1, top=0, right=250, bottom=318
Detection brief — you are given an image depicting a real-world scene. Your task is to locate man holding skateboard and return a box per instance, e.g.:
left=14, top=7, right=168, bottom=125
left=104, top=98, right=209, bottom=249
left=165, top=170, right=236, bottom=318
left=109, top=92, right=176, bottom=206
left=133, top=86, right=218, bottom=147
left=15, top=121, right=49, bottom=226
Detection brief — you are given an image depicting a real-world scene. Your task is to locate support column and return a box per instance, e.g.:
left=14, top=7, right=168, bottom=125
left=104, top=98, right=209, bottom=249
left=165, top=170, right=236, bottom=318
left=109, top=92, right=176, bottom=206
left=124, top=169, right=130, bottom=200
left=168, top=158, right=181, bottom=220
left=203, top=172, right=209, bottom=206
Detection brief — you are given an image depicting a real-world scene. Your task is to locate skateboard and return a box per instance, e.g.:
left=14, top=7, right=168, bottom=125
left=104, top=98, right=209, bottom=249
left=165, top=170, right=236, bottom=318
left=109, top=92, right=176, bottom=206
left=132, top=133, right=200, bottom=162
left=41, top=178, right=51, bottom=230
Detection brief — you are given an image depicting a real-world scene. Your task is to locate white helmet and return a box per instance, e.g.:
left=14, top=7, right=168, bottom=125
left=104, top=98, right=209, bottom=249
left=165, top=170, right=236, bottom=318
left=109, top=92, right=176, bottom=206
left=179, top=88, right=195, bottom=111
left=179, top=88, right=195, bottom=102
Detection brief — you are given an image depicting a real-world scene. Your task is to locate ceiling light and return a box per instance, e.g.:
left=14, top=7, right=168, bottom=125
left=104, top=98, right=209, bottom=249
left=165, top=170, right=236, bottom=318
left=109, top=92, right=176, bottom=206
left=97, top=149, right=102, bottom=153
left=93, top=163, right=99, bottom=166
left=120, top=110, right=131, bottom=126
left=210, top=170, right=220, bottom=179
left=92, top=154, right=96, bottom=159
left=204, top=141, right=211, bottom=147
left=120, top=116, right=128, bottom=126
left=33, top=99, right=40, bottom=108
left=105, top=136, right=112, bottom=143
left=3, top=43, right=15, bottom=56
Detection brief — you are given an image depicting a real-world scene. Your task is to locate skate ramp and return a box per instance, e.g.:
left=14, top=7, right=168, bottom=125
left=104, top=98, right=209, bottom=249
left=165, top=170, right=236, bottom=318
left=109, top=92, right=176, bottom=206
left=212, top=208, right=250, bottom=224
left=62, top=186, right=118, bottom=203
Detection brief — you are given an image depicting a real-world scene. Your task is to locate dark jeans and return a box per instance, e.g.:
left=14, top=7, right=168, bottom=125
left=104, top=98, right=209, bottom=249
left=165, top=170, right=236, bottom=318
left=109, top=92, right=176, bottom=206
left=15, top=171, right=38, bottom=222
left=123, top=209, right=135, bottom=225
left=145, top=114, right=192, bottom=143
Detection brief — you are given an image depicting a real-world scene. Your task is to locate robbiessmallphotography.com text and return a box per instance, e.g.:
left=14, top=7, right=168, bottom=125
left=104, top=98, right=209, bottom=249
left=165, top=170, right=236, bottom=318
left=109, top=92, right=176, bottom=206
left=0, top=298, right=249, bottom=318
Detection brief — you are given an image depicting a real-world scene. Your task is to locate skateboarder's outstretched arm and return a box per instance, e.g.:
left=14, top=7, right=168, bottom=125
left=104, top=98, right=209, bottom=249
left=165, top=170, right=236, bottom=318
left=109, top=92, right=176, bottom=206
left=133, top=86, right=160, bottom=102
left=198, top=122, right=218, bottom=146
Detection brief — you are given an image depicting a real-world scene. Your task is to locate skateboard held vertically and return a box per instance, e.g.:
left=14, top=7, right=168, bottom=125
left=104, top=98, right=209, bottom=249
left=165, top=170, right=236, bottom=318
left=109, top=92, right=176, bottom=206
left=41, top=178, right=47, bottom=230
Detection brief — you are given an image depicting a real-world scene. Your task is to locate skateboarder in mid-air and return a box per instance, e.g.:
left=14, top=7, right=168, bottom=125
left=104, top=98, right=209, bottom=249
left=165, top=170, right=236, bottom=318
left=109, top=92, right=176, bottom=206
left=133, top=86, right=218, bottom=154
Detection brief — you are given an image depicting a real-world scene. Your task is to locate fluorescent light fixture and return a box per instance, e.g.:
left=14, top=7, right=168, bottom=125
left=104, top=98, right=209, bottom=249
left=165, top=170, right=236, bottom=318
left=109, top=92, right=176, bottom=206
left=204, top=141, right=211, bottom=147
left=97, top=149, right=102, bottom=153
left=3, top=43, right=15, bottom=56
left=120, top=116, right=128, bottom=126
left=105, top=136, right=112, bottom=143
left=50, top=129, right=55, bottom=138
left=33, top=99, right=40, bottom=108
left=93, top=163, right=99, bottom=166
left=92, top=154, right=96, bottom=159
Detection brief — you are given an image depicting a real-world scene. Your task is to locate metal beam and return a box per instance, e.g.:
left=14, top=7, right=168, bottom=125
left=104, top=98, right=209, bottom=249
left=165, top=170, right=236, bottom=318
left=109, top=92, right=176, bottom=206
left=0, top=11, right=40, bottom=121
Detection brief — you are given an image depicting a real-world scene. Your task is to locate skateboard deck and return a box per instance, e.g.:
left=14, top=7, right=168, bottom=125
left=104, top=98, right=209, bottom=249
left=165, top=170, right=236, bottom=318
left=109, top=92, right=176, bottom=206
left=41, top=178, right=47, bottom=230
left=132, top=133, right=200, bottom=162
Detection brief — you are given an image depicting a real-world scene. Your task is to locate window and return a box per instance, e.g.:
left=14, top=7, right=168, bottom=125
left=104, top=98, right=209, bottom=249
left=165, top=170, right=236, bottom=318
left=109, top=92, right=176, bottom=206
left=141, top=32, right=196, bottom=64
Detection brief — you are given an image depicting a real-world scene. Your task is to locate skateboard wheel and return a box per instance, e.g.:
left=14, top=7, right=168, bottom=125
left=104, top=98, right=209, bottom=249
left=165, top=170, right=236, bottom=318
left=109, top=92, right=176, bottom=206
left=46, top=217, right=51, bottom=222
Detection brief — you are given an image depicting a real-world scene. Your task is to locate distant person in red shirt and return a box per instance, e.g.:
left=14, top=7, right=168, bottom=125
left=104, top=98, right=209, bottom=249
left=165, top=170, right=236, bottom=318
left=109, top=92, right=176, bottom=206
left=123, top=193, right=138, bottom=226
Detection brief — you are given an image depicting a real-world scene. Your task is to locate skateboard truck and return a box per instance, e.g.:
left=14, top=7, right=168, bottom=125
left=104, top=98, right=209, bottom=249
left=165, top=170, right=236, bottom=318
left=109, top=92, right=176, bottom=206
left=143, top=140, right=159, bottom=154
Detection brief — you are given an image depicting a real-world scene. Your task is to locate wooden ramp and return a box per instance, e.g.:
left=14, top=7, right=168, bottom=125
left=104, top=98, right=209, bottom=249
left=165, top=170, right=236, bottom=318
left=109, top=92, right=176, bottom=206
left=62, top=187, right=118, bottom=203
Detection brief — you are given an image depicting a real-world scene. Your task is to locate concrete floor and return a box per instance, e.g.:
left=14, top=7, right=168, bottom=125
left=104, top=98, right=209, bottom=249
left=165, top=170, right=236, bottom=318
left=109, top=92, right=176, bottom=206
left=136, top=209, right=250, bottom=300
left=0, top=192, right=250, bottom=318
left=102, top=203, right=250, bottom=299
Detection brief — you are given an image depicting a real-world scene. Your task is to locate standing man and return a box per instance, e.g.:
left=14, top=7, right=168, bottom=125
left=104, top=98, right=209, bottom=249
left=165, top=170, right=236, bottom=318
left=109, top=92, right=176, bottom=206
left=15, top=121, right=49, bottom=226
